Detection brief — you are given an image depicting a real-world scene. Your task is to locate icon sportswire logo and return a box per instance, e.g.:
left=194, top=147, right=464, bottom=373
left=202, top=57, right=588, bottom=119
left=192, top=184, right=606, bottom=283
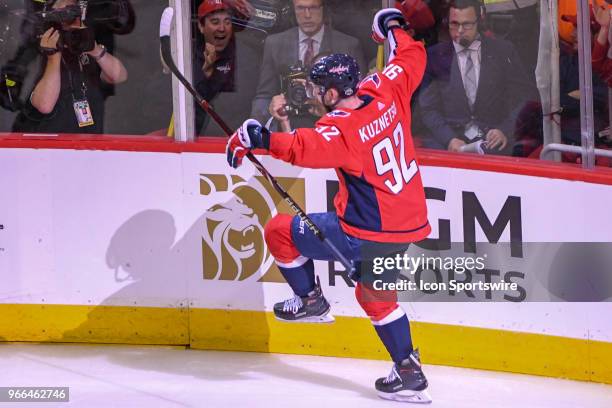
left=199, top=173, right=305, bottom=283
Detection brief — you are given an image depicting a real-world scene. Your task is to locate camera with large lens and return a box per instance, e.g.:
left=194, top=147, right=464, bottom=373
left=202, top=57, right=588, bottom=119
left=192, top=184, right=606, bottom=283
left=58, top=27, right=96, bottom=54
left=37, top=4, right=83, bottom=29
left=280, top=62, right=310, bottom=117
left=33, top=1, right=135, bottom=54
left=34, top=4, right=95, bottom=55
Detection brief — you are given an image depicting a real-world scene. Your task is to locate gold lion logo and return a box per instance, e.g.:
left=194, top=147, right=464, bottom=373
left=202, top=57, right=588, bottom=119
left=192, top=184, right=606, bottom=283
left=200, top=173, right=305, bottom=282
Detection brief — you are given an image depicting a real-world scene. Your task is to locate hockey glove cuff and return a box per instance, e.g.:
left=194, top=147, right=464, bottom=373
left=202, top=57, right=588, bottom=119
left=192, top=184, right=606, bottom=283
left=226, top=118, right=270, bottom=168
left=372, top=8, right=407, bottom=43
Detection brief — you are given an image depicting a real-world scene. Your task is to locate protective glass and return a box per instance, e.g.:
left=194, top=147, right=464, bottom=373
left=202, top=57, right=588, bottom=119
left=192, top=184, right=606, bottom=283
left=305, top=81, right=325, bottom=99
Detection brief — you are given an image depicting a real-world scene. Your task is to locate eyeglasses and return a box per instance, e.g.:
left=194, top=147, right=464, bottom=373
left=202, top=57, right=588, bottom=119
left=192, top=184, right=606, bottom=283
left=295, top=5, right=323, bottom=14
left=449, top=21, right=477, bottom=30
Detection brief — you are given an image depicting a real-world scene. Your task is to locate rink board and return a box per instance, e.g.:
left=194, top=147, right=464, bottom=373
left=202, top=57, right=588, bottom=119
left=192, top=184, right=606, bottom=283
left=1, top=303, right=610, bottom=384
left=1, top=141, right=612, bottom=384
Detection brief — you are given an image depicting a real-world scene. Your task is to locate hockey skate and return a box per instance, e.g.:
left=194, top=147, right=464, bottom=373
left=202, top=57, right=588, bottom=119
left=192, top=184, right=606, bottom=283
left=375, top=349, right=432, bottom=404
left=273, top=277, right=335, bottom=323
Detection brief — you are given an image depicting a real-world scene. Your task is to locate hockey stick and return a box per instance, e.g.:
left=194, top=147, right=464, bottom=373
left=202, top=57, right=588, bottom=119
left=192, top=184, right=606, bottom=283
left=159, top=7, right=355, bottom=276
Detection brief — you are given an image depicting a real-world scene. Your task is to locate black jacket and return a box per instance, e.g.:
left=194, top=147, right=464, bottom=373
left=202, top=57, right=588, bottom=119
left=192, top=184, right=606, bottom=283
left=418, top=37, right=535, bottom=150
left=193, top=32, right=263, bottom=135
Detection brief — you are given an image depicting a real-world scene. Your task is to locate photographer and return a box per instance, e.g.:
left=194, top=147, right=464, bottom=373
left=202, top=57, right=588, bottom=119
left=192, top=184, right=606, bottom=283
left=268, top=62, right=327, bottom=131
left=12, top=0, right=127, bottom=134
left=268, top=90, right=327, bottom=132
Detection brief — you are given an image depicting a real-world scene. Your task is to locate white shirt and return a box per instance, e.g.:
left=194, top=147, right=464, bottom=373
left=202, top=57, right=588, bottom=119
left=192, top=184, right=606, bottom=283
left=298, top=26, right=324, bottom=64
left=453, top=39, right=482, bottom=91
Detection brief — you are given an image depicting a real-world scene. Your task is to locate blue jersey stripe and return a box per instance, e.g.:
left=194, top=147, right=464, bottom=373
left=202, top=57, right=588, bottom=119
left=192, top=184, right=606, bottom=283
left=339, top=169, right=382, bottom=231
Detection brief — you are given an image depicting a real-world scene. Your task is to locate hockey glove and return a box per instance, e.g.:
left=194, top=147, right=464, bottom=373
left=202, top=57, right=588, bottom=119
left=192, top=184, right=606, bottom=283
left=226, top=119, right=269, bottom=168
left=372, top=8, right=407, bottom=43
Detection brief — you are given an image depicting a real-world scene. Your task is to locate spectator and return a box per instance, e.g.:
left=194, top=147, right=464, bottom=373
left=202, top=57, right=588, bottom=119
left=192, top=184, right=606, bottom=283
left=250, top=0, right=366, bottom=128
left=558, top=0, right=587, bottom=46
left=418, top=0, right=534, bottom=154
left=515, top=8, right=611, bottom=161
left=12, top=0, right=128, bottom=134
left=559, top=9, right=609, bottom=146
left=193, top=0, right=261, bottom=135
left=592, top=0, right=612, bottom=86
left=267, top=89, right=327, bottom=132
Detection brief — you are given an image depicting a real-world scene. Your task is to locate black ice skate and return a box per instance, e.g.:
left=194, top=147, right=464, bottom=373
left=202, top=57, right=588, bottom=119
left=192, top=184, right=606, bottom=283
left=273, top=277, right=334, bottom=323
left=375, top=349, right=432, bottom=404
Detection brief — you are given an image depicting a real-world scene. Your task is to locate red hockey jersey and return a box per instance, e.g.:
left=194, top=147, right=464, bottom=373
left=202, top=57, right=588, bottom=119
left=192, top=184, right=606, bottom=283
left=268, top=28, right=431, bottom=243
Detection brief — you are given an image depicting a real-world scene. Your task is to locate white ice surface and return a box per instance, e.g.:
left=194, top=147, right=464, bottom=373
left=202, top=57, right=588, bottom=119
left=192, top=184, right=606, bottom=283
left=0, top=344, right=610, bottom=408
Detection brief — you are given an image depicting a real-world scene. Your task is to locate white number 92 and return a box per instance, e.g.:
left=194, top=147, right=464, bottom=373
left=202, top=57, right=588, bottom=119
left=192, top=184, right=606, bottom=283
left=372, top=123, right=418, bottom=194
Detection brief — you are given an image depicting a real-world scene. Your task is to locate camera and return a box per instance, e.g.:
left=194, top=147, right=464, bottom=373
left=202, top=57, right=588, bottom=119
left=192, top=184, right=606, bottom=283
left=37, top=4, right=83, bottom=29
left=33, top=1, right=134, bottom=54
left=280, top=62, right=310, bottom=117
left=58, top=27, right=96, bottom=54
left=34, top=4, right=94, bottom=54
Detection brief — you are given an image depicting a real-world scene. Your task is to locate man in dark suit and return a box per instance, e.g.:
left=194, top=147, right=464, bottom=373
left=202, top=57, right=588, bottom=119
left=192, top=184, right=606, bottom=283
left=250, top=0, right=366, bottom=125
left=418, top=0, right=535, bottom=154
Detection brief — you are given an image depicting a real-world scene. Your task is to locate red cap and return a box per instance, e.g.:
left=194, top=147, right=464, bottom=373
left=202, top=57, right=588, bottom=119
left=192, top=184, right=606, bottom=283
left=198, top=0, right=229, bottom=20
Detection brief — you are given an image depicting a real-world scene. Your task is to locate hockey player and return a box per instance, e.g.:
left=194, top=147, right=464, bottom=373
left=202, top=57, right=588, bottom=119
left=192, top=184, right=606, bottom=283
left=226, top=8, right=432, bottom=403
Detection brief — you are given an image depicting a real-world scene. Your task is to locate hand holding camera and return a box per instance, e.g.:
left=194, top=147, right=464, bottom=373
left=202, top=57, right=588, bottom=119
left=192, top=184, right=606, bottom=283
left=280, top=62, right=310, bottom=116
left=269, top=94, right=294, bottom=132
left=39, top=26, right=96, bottom=56
left=40, top=28, right=61, bottom=55
left=35, top=2, right=114, bottom=57
left=270, top=94, right=289, bottom=120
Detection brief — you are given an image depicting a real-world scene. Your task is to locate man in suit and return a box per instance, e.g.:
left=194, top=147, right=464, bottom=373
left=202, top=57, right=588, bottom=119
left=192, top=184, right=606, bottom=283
left=250, top=0, right=366, bottom=126
left=418, top=0, right=535, bottom=154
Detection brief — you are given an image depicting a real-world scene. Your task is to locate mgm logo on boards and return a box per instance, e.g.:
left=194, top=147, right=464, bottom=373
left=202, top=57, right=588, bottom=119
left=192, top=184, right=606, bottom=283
left=199, top=174, right=305, bottom=283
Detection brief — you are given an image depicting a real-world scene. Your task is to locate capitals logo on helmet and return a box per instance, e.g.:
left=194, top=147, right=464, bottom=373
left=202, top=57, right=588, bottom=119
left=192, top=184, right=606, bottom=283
left=309, top=54, right=361, bottom=98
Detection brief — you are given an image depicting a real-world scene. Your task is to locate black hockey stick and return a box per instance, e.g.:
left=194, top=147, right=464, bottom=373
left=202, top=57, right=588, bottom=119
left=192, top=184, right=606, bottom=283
left=159, top=7, right=355, bottom=276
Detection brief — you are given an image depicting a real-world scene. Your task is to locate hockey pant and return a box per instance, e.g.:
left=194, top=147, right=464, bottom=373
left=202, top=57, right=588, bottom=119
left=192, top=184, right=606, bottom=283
left=264, top=212, right=414, bottom=363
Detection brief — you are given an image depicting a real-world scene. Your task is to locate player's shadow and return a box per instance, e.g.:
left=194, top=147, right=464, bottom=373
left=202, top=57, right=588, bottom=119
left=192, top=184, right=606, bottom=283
left=57, top=180, right=375, bottom=398
left=18, top=344, right=378, bottom=400
left=60, top=207, right=271, bottom=347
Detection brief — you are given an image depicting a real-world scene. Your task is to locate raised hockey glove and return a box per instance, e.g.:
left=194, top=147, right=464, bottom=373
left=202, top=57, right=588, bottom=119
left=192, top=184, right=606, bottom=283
left=372, top=8, right=407, bottom=43
left=226, top=119, right=269, bottom=168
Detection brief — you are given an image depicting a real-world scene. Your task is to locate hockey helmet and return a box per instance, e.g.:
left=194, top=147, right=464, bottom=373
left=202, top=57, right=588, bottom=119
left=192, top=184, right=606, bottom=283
left=309, top=53, right=360, bottom=98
